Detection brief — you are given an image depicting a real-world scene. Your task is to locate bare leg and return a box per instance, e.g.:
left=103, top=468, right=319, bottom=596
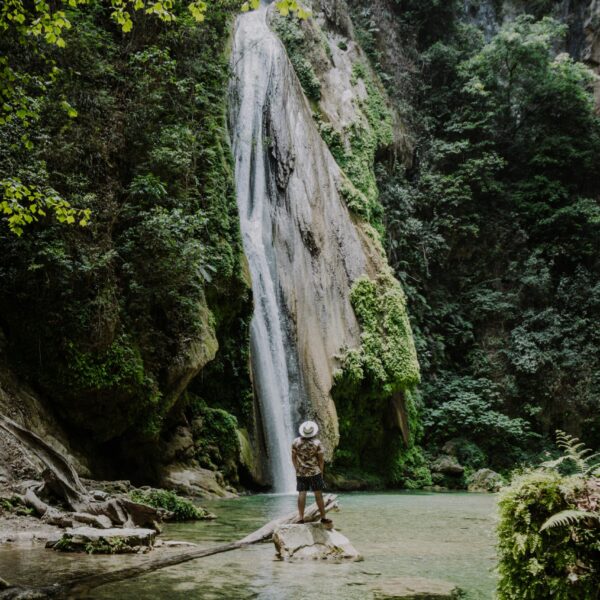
left=314, top=490, right=327, bottom=519
left=298, top=491, right=307, bottom=522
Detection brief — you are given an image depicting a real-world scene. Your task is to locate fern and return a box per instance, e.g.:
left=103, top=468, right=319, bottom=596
left=540, top=509, right=600, bottom=532
left=541, top=430, right=600, bottom=476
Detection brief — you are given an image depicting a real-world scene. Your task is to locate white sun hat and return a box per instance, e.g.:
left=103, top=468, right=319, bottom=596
left=299, top=420, right=319, bottom=438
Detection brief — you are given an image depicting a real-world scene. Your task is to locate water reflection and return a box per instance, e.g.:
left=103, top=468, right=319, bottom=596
left=0, top=492, right=498, bottom=599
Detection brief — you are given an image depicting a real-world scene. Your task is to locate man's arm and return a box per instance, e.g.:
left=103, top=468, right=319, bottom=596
left=292, top=447, right=299, bottom=472
left=317, top=444, right=324, bottom=474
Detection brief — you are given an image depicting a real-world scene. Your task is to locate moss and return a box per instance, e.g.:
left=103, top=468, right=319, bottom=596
left=390, top=445, right=433, bottom=489
left=271, top=15, right=321, bottom=101
left=188, top=396, right=241, bottom=481
left=0, top=496, right=33, bottom=516
left=332, top=271, right=423, bottom=484
left=335, top=272, right=420, bottom=393
left=316, top=62, right=393, bottom=230
left=44, top=335, right=163, bottom=443
left=129, top=488, right=212, bottom=521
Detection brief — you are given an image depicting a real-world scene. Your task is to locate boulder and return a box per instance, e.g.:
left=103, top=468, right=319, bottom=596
left=160, top=463, right=236, bottom=498
left=430, top=455, right=464, bottom=476
left=467, top=468, right=504, bottom=492
left=373, top=577, right=463, bottom=599
left=273, top=523, right=362, bottom=561
left=49, top=526, right=156, bottom=553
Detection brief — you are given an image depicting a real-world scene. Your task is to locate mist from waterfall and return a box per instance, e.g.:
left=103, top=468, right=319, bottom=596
left=229, top=7, right=297, bottom=493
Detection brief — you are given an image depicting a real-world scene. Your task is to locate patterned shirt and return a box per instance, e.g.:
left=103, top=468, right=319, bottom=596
left=292, top=437, right=324, bottom=477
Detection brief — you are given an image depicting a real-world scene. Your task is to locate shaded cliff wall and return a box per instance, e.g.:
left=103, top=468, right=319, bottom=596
left=0, top=2, right=253, bottom=491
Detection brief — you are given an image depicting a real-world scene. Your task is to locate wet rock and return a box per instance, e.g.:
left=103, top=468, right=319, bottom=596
left=467, top=469, right=504, bottom=493
left=430, top=455, right=464, bottom=476
left=373, top=576, right=463, bottom=599
left=273, top=523, right=362, bottom=561
left=50, top=526, right=156, bottom=553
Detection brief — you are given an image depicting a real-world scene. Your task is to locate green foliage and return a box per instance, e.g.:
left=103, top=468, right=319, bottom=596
left=541, top=431, right=600, bottom=477
left=84, top=537, right=130, bottom=555
left=381, top=12, right=600, bottom=470
left=424, top=375, right=537, bottom=471
left=390, top=445, right=433, bottom=489
left=540, top=509, right=600, bottom=532
left=0, top=1, right=252, bottom=469
left=271, top=14, right=321, bottom=101
left=129, top=488, right=211, bottom=521
left=335, top=272, right=420, bottom=394
left=496, top=433, right=600, bottom=599
left=189, top=396, right=241, bottom=480
left=332, top=273, right=424, bottom=484
left=391, top=0, right=461, bottom=48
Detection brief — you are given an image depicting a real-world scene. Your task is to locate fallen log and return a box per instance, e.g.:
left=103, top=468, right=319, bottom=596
left=0, top=494, right=338, bottom=599
left=239, top=493, right=338, bottom=543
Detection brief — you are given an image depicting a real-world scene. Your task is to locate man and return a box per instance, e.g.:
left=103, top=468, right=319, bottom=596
left=291, top=420, right=333, bottom=526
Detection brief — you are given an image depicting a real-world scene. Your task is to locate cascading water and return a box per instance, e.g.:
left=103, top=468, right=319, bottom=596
left=229, top=7, right=297, bottom=492
left=229, top=0, right=386, bottom=492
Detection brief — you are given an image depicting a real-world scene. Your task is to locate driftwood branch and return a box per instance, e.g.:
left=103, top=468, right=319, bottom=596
left=0, top=495, right=338, bottom=599
left=0, top=414, right=164, bottom=530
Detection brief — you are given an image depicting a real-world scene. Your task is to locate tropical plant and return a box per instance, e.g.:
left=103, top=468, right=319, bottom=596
left=540, top=430, right=600, bottom=477
left=496, top=430, right=599, bottom=599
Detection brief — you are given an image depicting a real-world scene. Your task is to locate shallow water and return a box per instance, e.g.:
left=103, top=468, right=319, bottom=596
left=0, top=492, right=498, bottom=599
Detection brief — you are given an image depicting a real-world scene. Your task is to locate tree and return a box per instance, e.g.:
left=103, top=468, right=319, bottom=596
left=0, top=0, right=307, bottom=234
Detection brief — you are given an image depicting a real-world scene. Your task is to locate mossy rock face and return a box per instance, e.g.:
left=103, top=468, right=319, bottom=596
left=187, top=396, right=241, bottom=483
left=332, top=272, right=425, bottom=485
left=0, top=5, right=252, bottom=462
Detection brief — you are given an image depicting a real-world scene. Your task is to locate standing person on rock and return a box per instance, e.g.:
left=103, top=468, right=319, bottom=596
left=292, top=421, right=333, bottom=527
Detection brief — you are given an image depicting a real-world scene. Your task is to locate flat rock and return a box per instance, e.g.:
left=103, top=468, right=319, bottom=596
left=373, top=577, right=462, bottom=599
left=160, top=463, right=236, bottom=499
left=273, top=523, right=362, bottom=561
left=50, top=526, right=156, bottom=552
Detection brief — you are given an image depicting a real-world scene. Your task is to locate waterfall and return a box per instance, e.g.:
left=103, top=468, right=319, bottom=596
left=229, top=2, right=384, bottom=492
left=229, top=7, right=297, bottom=493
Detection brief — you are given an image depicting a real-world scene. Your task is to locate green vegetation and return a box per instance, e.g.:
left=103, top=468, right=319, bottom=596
left=497, top=432, right=600, bottom=599
left=188, top=396, right=241, bottom=481
left=271, top=14, right=322, bottom=101
left=0, top=496, right=33, bottom=516
left=318, top=61, right=393, bottom=229
left=0, top=0, right=251, bottom=473
left=55, top=534, right=132, bottom=554
left=332, top=272, right=424, bottom=484
left=129, top=488, right=212, bottom=521
left=380, top=10, right=600, bottom=472
left=335, top=273, right=420, bottom=394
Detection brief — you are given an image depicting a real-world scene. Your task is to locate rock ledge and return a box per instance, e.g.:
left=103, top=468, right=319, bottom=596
left=273, top=523, right=362, bottom=561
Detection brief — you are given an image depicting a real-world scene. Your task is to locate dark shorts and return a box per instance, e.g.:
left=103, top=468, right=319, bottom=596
left=296, top=473, right=324, bottom=492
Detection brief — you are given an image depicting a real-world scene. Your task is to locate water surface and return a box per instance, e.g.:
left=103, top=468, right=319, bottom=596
left=0, top=492, right=498, bottom=599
